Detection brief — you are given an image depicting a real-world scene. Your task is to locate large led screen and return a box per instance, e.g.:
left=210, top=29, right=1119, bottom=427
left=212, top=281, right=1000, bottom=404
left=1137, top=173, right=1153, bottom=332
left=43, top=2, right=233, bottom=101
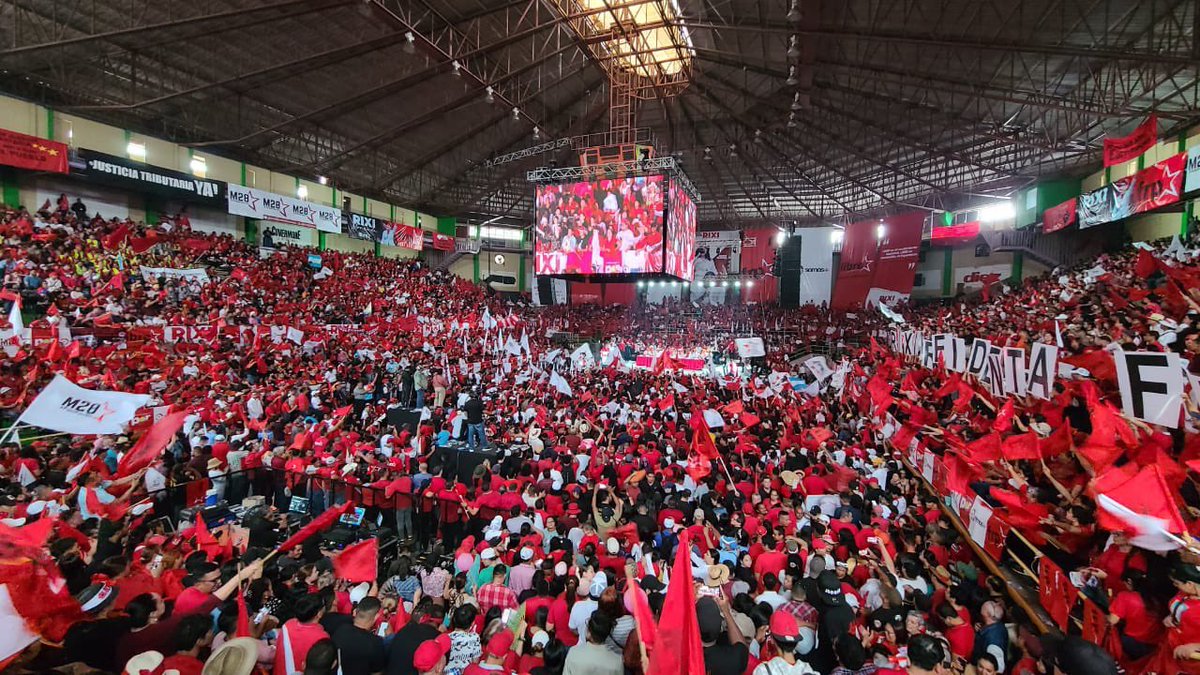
left=665, top=178, right=697, bottom=280
left=534, top=176, right=665, bottom=275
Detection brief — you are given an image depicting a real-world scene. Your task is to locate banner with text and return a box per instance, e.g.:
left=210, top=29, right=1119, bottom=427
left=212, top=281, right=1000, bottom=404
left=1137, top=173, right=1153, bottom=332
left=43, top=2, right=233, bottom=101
left=797, top=227, right=836, bottom=307
left=227, top=184, right=342, bottom=233
left=0, top=129, right=68, bottom=174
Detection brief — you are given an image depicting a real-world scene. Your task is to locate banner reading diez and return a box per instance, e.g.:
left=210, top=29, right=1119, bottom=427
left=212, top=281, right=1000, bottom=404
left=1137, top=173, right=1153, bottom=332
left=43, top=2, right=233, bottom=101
left=0, top=129, right=68, bottom=173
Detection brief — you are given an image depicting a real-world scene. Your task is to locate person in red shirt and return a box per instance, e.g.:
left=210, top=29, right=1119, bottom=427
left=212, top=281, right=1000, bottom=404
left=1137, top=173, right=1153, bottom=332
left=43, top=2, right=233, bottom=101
left=159, top=613, right=213, bottom=675
left=937, top=603, right=974, bottom=660
left=275, top=594, right=331, bottom=675
left=1108, top=569, right=1163, bottom=660
left=174, top=559, right=263, bottom=617
left=464, top=631, right=517, bottom=675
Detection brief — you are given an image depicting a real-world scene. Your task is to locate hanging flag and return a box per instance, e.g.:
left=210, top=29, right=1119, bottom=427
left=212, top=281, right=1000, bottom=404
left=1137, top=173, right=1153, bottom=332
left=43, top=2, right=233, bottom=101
left=1103, top=115, right=1157, bottom=167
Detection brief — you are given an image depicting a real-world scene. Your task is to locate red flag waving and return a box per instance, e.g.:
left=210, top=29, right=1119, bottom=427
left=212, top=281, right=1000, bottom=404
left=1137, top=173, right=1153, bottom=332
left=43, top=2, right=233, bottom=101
left=648, top=530, right=705, bottom=675
left=1095, top=464, right=1186, bottom=551
left=117, top=409, right=187, bottom=478
left=691, top=423, right=719, bottom=460
left=333, top=539, right=378, bottom=583
left=235, top=588, right=252, bottom=638
left=277, top=501, right=354, bottom=553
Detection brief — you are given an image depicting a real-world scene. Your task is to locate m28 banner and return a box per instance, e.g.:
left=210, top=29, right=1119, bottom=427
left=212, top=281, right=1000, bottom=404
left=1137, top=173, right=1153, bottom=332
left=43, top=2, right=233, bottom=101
left=18, top=374, right=152, bottom=435
left=226, top=185, right=343, bottom=233
left=0, top=129, right=68, bottom=173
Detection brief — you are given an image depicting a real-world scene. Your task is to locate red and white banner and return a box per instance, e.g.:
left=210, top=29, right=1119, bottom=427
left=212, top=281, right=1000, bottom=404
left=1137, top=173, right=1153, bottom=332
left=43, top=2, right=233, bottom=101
left=830, top=219, right=877, bottom=310
left=1042, top=198, right=1077, bottom=234
left=19, top=374, right=152, bottom=435
left=0, top=129, right=68, bottom=173
left=381, top=222, right=424, bottom=251
left=226, top=185, right=343, bottom=233
left=1103, top=115, right=1157, bottom=167
left=867, top=212, right=924, bottom=307
left=1131, top=151, right=1186, bottom=214
left=432, top=233, right=455, bottom=251
left=734, top=338, right=765, bottom=358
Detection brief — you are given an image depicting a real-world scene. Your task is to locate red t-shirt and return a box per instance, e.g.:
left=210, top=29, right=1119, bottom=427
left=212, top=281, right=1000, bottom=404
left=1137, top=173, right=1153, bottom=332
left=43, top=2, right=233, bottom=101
left=174, top=587, right=220, bottom=616
left=944, top=623, right=974, bottom=659
left=161, top=654, right=205, bottom=675
left=548, top=595, right=579, bottom=647
left=275, top=620, right=329, bottom=675
left=1110, top=590, right=1162, bottom=643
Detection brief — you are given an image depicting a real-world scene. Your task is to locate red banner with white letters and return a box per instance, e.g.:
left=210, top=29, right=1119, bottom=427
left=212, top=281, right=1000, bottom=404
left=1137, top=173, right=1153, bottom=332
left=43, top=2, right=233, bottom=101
left=432, top=233, right=455, bottom=251
left=1042, top=198, right=1077, bottom=234
left=0, top=129, right=68, bottom=173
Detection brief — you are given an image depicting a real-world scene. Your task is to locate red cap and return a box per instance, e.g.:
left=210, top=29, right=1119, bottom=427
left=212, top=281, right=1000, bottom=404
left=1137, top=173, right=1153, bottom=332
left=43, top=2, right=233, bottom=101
left=769, top=610, right=800, bottom=640
left=413, top=640, right=448, bottom=672
left=486, top=630, right=515, bottom=658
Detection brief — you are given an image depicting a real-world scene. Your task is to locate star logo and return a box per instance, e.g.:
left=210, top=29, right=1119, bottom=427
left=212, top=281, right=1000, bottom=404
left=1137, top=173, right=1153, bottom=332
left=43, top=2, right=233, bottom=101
left=1157, top=163, right=1183, bottom=203
left=95, top=401, right=117, bottom=423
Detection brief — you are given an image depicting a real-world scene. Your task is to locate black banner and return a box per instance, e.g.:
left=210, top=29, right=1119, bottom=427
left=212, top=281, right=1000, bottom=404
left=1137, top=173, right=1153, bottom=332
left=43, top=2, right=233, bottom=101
left=68, top=149, right=226, bottom=207
left=343, top=212, right=384, bottom=241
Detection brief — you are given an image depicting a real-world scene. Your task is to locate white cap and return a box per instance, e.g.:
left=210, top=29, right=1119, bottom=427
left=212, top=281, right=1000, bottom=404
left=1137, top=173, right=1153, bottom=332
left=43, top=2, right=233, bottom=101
left=481, top=548, right=497, bottom=561
left=530, top=630, right=550, bottom=649
left=554, top=561, right=568, bottom=576
left=520, top=548, right=534, bottom=561
left=606, top=537, right=619, bottom=554
left=349, top=581, right=371, bottom=605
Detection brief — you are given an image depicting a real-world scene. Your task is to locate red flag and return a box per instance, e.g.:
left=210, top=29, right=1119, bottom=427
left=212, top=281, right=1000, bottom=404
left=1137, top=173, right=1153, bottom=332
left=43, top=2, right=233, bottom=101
left=657, top=395, right=675, bottom=412
left=1001, top=432, right=1041, bottom=461
left=1095, top=464, right=1186, bottom=550
left=1134, top=249, right=1161, bottom=278
left=234, top=589, right=252, bottom=638
left=194, top=514, right=221, bottom=561
left=723, top=400, right=745, bottom=415
left=866, top=374, right=893, bottom=414
left=990, top=488, right=1050, bottom=530
left=739, top=412, right=760, bottom=428
left=625, top=584, right=657, bottom=653
left=1103, top=115, right=1157, bottom=167
left=1039, top=422, right=1073, bottom=458
left=333, top=539, right=378, bottom=583
left=277, top=502, right=354, bottom=553
left=116, top=409, right=187, bottom=478
left=691, top=423, right=719, bottom=460
left=965, top=432, right=1003, bottom=463
left=648, top=530, right=705, bottom=675
left=102, top=223, right=130, bottom=250
left=991, top=399, right=1016, bottom=433
left=332, top=405, right=353, bottom=420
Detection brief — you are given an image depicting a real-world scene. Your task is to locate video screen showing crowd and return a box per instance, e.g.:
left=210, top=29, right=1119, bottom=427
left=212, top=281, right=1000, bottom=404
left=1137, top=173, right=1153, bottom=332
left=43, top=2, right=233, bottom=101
left=533, top=177, right=665, bottom=276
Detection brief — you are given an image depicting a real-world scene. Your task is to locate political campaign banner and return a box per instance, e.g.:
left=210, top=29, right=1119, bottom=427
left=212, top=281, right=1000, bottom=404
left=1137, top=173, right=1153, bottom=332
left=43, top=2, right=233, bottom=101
left=1187, top=145, right=1200, bottom=194
left=797, top=227, right=836, bottom=307
left=18, top=374, right=152, bottom=435
left=139, top=267, right=211, bottom=284
left=1103, top=115, right=1157, bottom=167
left=344, top=212, right=383, bottom=241
left=70, top=149, right=224, bottom=206
left=381, top=222, right=424, bottom=250
left=865, top=211, right=925, bottom=308
left=1077, top=186, right=1112, bottom=229
left=0, top=129, right=68, bottom=173
left=1042, top=198, right=1077, bottom=234
left=226, top=184, right=342, bottom=233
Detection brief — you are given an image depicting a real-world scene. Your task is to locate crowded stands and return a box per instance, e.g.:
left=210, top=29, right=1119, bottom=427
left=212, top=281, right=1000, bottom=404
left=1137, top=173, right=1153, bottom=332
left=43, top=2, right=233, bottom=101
left=2, top=195, right=1200, bottom=675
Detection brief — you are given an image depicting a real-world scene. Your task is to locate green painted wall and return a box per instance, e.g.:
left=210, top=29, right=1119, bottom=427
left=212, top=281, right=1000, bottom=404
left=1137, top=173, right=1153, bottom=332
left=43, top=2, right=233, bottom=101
left=437, top=217, right=457, bottom=236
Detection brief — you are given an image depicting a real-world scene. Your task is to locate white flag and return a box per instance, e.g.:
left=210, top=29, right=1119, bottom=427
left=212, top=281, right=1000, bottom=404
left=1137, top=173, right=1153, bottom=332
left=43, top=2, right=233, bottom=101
left=505, top=336, right=522, bottom=356
left=520, top=330, right=531, bottom=356
left=0, top=584, right=39, bottom=664
left=733, top=338, right=765, bottom=358
left=570, top=344, right=595, bottom=369
left=482, top=307, right=498, bottom=330
left=702, top=409, right=725, bottom=428
left=549, top=371, right=574, bottom=397
left=285, top=327, right=304, bottom=345
left=1115, top=350, right=1186, bottom=428
left=19, top=374, right=151, bottom=435
left=805, top=356, right=834, bottom=382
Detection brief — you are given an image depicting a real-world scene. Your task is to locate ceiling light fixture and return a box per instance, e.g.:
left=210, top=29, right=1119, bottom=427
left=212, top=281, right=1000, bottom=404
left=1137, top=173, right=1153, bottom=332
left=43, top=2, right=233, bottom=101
left=403, top=32, right=416, bottom=54
left=485, top=86, right=495, bottom=103
left=787, top=65, right=799, bottom=86
left=512, top=107, right=520, bottom=120
left=791, top=92, right=804, bottom=111
left=754, top=129, right=764, bottom=143
left=728, top=143, right=737, bottom=157
left=787, top=113, right=798, bottom=129
left=318, top=175, right=328, bottom=185
left=788, top=35, right=801, bottom=59
left=452, top=60, right=462, bottom=76
left=533, top=126, right=540, bottom=138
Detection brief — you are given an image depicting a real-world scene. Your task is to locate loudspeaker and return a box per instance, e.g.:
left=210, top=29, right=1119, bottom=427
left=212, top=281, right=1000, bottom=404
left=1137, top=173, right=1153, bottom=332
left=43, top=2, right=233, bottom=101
left=778, top=235, right=803, bottom=307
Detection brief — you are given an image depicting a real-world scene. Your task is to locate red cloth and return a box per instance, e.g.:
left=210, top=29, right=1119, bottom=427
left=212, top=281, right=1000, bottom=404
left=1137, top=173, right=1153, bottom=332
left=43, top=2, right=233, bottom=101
left=333, top=539, right=378, bottom=583
left=648, top=530, right=705, bottom=675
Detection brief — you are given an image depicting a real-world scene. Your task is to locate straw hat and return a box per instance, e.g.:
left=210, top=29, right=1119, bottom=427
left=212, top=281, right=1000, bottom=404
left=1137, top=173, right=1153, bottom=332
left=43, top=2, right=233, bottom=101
left=203, top=638, right=259, bottom=675
left=705, top=564, right=731, bottom=587
left=780, top=470, right=800, bottom=488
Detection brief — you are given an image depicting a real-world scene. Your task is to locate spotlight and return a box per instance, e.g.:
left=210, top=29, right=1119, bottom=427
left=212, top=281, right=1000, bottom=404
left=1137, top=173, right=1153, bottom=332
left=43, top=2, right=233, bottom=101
left=452, top=60, right=462, bottom=76
left=775, top=230, right=788, bottom=246
left=317, top=175, right=328, bottom=185
left=127, top=141, right=146, bottom=159
left=297, top=185, right=309, bottom=200
left=876, top=223, right=887, bottom=240
left=513, top=107, right=520, bottom=119
left=721, top=280, right=728, bottom=287
left=485, top=86, right=495, bottom=104
left=746, top=280, right=754, bottom=288
left=533, top=126, right=540, bottom=139
left=403, top=31, right=416, bottom=54
left=189, top=156, right=206, bottom=176
left=733, top=280, right=742, bottom=288
left=788, top=35, right=801, bottom=59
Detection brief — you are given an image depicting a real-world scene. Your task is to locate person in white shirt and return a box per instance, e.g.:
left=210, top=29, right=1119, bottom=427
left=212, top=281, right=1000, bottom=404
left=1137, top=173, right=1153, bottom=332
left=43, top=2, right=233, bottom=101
left=755, top=574, right=790, bottom=610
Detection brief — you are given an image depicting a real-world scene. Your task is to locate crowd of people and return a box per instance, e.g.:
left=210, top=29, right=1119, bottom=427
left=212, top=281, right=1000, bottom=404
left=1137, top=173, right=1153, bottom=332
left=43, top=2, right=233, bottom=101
left=0, top=194, right=1197, bottom=675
